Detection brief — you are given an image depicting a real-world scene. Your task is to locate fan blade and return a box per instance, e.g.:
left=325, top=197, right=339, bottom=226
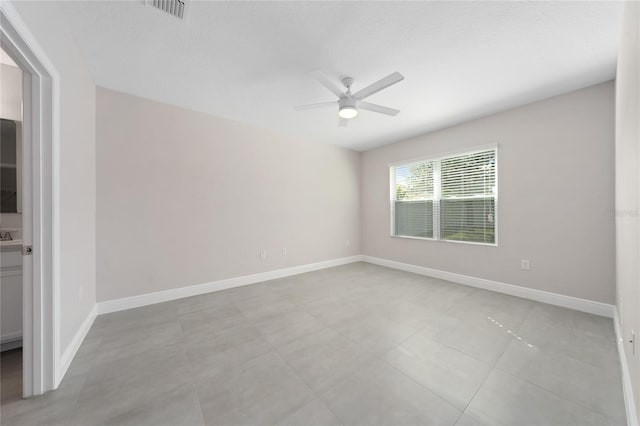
left=294, top=101, right=336, bottom=111
left=310, top=70, right=345, bottom=98
left=353, top=72, right=404, bottom=100
left=359, top=101, right=400, bottom=116
left=338, top=118, right=348, bottom=127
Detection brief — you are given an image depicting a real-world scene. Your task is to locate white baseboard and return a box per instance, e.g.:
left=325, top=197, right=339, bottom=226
left=1, top=332, right=23, bottom=352
left=614, top=307, right=639, bottom=426
left=97, top=255, right=364, bottom=315
left=1, top=331, right=23, bottom=343
left=362, top=256, right=615, bottom=318
left=56, top=304, right=97, bottom=387
left=96, top=253, right=613, bottom=318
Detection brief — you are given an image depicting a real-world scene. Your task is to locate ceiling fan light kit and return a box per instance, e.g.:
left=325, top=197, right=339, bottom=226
left=338, top=97, right=359, bottom=119
left=295, top=71, right=404, bottom=126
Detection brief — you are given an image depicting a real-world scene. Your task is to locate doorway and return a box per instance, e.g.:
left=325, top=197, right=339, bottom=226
left=1, top=45, right=25, bottom=404
left=1, top=4, right=57, bottom=398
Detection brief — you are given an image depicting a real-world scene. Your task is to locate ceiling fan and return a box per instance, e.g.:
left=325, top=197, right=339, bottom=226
left=294, top=71, right=405, bottom=126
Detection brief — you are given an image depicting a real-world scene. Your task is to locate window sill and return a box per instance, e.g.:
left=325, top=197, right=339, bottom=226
left=390, top=234, right=498, bottom=247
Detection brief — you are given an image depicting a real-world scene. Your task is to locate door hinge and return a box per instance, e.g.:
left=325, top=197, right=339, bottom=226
left=22, top=245, right=33, bottom=256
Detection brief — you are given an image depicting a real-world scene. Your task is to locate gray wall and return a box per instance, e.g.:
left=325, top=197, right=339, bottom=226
left=615, top=1, right=640, bottom=419
left=11, top=1, right=97, bottom=354
left=96, top=87, right=361, bottom=302
left=361, top=81, right=615, bottom=304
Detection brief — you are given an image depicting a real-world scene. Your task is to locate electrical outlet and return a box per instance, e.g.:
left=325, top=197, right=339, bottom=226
left=520, top=259, right=530, bottom=270
left=260, top=249, right=267, bottom=260
left=282, top=248, right=288, bottom=256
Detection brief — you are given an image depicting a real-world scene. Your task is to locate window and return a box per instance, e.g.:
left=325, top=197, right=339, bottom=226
left=391, top=147, right=497, bottom=245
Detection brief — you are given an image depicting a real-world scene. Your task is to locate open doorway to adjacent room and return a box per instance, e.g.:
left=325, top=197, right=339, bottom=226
left=1, top=4, right=58, bottom=399
left=0, top=45, right=24, bottom=405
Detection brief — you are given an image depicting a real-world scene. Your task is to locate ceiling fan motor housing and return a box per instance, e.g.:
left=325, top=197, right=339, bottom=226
left=339, top=97, right=359, bottom=118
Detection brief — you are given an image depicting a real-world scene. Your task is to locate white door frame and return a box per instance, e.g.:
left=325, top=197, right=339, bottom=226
left=1, top=3, right=58, bottom=396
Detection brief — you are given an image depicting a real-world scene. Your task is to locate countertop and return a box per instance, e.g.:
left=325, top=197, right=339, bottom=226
left=0, top=239, right=23, bottom=248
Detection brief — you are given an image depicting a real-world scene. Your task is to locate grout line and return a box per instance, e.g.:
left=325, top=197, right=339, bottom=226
left=453, top=334, right=518, bottom=423
left=381, top=299, right=536, bottom=423
left=250, top=317, right=346, bottom=425
left=381, top=330, right=494, bottom=414
left=451, top=302, right=536, bottom=422
left=249, top=267, right=457, bottom=423
left=88, top=262, right=621, bottom=426
left=175, top=318, right=208, bottom=426
left=496, top=366, right=616, bottom=422
left=491, top=344, right=622, bottom=422
left=230, top=268, right=361, bottom=425
left=270, top=348, right=346, bottom=425
left=500, top=305, right=624, bottom=422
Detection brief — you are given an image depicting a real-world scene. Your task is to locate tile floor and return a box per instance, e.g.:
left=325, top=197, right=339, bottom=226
left=0, top=262, right=626, bottom=425
left=1, top=348, right=22, bottom=407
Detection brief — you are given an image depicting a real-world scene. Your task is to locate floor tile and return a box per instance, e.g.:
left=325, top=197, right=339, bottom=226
left=262, top=276, right=301, bottom=292
left=234, top=291, right=299, bottom=321
left=517, top=313, right=619, bottom=370
left=101, top=386, right=205, bottom=426
left=251, top=309, right=328, bottom=347
left=73, top=344, right=193, bottom=423
left=419, top=311, right=516, bottom=365
left=273, top=283, right=336, bottom=305
left=357, top=297, right=435, bottom=327
left=179, top=304, right=248, bottom=336
left=1, top=374, right=86, bottom=426
left=63, top=335, right=102, bottom=379
left=276, top=327, right=375, bottom=393
left=88, top=302, right=178, bottom=338
left=93, top=320, right=184, bottom=366
left=0, top=349, right=23, bottom=405
left=276, top=398, right=343, bottom=426
left=496, top=338, right=626, bottom=423
left=219, top=281, right=279, bottom=302
left=196, top=351, right=315, bottom=425
left=321, top=359, right=461, bottom=426
left=300, top=297, right=368, bottom=327
left=528, top=303, right=616, bottom=341
left=173, top=291, right=235, bottom=316
left=447, top=289, right=534, bottom=328
left=385, top=333, right=493, bottom=410
left=454, top=412, right=490, bottom=426
left=184, top=323, right=273, bottom=379
left=411, top=281, right=477, bottom=312
left=329, top=313, right=423, bottom=355
left=465, top=369, right=610, bottom=426
left=0, top=263, right=626, bottom=426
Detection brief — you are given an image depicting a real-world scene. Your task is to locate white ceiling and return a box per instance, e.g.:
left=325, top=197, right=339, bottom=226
left=59, top=1, right=623, bottom=151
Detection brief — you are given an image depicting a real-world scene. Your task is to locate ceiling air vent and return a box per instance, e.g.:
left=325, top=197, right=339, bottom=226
left=147, top=0, right=190, bottom=20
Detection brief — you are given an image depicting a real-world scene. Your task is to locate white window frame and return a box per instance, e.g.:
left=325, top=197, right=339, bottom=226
left=389, top=144, right=498, bottom=247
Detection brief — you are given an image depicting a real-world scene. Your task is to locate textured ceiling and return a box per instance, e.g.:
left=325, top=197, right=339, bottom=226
left=59, top=1, right=623, bottom=151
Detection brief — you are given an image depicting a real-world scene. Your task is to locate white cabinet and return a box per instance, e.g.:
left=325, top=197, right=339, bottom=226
left=1, top=246, right=22, bottom=348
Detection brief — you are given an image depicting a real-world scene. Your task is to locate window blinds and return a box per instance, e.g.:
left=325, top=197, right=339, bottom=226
left=391, top=148, right=497, bottom=244
left=392, top=161, right=434, bottom=238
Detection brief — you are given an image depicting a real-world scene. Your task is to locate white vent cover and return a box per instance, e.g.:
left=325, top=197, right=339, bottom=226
left=147, top=0, right=190, bottom=20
